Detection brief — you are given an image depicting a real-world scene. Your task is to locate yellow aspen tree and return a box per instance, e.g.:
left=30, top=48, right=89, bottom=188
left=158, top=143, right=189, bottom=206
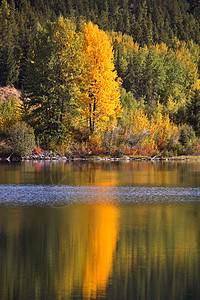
left=151, top=42, right=168, bottom=54
left=150, top=105, right=179, bottom=151
left=80, top=22, right=122, bottom=133
left=130, top=107, right=155, bottom=153
left=109, top=31, right=140, bottom=53
left=131, top=108, right=150, bottom=135
left=175, top=40, right=200, bottom=92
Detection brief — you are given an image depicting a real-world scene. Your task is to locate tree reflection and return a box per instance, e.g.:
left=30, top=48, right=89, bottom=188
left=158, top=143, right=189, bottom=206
left=54, top=195, right=119, bottom=299
left=82, top=204, right=119, bottom=299
left=111, top=204, right=200, bottom=300
left=0, top=203, right=200, bottom=299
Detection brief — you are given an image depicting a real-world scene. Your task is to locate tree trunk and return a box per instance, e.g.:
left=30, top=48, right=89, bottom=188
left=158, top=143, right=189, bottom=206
left=89, top=103, right=93, bottom=133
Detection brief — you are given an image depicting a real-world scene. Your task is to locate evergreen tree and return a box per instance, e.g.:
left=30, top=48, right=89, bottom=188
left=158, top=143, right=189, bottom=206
left=0, top=34, right=18, bottom=85
left=0, top=0, right=18, bottom=85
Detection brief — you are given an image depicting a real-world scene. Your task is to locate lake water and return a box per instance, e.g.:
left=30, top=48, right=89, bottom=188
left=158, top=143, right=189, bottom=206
left=0, top=160, right=200, bottom=299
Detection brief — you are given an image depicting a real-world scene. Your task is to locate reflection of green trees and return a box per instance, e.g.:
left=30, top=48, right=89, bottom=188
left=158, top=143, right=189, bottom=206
left=110, top=204, right=200, bottom=300
left=0, top=203, right=200, bottom=300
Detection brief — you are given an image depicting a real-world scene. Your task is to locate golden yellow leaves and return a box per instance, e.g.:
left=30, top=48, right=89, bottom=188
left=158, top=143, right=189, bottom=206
left=130, top=108, right=149, bottom=135
left=124, top=106, right=179, bottom=154
left=78, top=22, right=122, bottom=133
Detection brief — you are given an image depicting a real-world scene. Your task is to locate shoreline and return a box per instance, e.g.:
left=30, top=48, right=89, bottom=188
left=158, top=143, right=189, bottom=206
left=0, top=154, right=199, bottom=162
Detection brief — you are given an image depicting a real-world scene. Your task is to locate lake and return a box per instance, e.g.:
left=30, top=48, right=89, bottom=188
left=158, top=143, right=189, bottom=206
left=0, top=160, right=200, bottom=299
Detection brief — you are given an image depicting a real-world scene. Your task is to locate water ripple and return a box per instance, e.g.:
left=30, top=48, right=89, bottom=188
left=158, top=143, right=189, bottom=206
left=0, top=185, right=199, bottom=207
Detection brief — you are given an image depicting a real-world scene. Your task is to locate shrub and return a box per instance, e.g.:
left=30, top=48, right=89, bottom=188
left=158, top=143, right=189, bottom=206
left=172, top=143, right=184, bottom=156
left=34, top=146, right=42, bottom=155
left=0, top=97, right=21, bottom=132
left=9, top=122, right=35, bottom=157
left=179, top=124, right=196, bottom=153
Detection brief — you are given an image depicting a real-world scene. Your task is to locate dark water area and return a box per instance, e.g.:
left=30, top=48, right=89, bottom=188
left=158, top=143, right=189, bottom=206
left=0, top=161, right=200, bottom=299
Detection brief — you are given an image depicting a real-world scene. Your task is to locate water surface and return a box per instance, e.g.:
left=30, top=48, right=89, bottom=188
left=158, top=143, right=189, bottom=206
left=0, top=161, right=199, bottom=299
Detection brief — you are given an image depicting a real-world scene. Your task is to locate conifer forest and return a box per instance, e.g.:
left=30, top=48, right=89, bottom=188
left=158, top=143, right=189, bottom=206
left=0, top=0, right=200, bottom=157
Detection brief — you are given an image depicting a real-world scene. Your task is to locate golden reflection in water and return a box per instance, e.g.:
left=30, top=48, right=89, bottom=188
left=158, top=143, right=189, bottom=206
left=82, top=204, right=119, bottom=299
left=0, top=200, right=200, bottom=299
left=54, top=202, right=119, bottom=300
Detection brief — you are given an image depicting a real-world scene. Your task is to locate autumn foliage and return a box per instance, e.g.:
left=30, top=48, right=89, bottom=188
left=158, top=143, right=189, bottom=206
left=0, top=15, right=199, bottom=157
left=78, top=22, right=122, bottom=133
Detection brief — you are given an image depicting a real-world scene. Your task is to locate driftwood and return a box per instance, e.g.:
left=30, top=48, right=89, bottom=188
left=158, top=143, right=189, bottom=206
left=151, top=155, right=159, bottom=161
left=6, top=151, right=14, bottom=162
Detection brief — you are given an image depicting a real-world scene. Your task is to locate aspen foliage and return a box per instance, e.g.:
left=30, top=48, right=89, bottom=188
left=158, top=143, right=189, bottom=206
left=52, top=16, right=85, bottom=93
left=123, top=105, right=179, bottom=155
left=109, top=31, right=140, bottom=53
left=79, top=22, right=122, bottom=133
left=130, top=108, right=150, bottom=135
left=151, top=43, right=168, bottom=54
left=51, top=16, right=86, bottom=130
left=0, top=97, right=21, bottom=132
left=150, top=107, right=179, bottom=151
left=175, top=40, right=200, bottom=92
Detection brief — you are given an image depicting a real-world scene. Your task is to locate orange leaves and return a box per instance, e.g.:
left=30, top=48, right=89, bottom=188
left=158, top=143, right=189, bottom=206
left=83, top=22, right=113, bottom=69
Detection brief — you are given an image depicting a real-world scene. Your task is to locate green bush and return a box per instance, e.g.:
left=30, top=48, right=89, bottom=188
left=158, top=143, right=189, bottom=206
left=9, top=122, right=35, bottom=157
left=172, top=143, right=184, bottom=156
left=179, top=124, right=196, bottom=146
left=179, top=124, right=196, bottom=154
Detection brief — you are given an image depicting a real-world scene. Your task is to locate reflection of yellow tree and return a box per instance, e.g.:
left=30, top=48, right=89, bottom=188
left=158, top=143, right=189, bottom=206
left=72, top=162, right=120, bottom=187
left=1, top=202, right=200, bottom=300
left=82, top=204, right=119, bottom=299
left=54, top=200, right=119, bottom=300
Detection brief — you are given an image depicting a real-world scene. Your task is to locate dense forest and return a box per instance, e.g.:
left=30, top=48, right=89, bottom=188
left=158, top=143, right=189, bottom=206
left=0, top=0, right=200, bottom=157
